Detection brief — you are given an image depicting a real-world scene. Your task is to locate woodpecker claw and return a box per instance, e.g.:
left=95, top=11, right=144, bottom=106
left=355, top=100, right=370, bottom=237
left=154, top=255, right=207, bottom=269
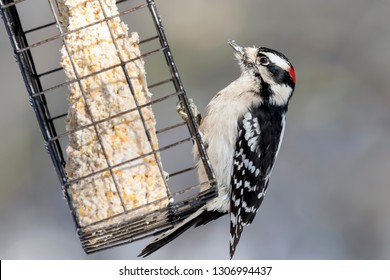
left=176, top=99, right=202, bottom=126
left=163, top=171, right=170, bottom=182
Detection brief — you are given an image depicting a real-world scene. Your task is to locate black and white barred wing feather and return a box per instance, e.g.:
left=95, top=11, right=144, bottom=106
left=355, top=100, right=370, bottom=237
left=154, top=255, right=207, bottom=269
left=229, top=109, right=284, bottom=257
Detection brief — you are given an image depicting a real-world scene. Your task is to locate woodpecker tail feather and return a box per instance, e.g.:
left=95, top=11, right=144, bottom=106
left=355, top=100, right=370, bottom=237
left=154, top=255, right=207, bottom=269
left=138, top=206, right=225, bottom=257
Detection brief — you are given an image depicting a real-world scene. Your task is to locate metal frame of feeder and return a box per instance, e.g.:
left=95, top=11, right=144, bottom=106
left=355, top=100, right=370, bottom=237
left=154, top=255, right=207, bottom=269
left=0, top=0, right=217, bottom=254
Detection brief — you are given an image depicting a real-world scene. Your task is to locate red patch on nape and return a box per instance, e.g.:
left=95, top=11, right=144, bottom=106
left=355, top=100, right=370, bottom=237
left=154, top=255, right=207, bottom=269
left=288, top=66, right=296, bottom=84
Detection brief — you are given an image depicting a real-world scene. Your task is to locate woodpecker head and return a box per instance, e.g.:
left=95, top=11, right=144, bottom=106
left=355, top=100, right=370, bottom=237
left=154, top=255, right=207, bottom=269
left=229, top=40, right=296, bottom=107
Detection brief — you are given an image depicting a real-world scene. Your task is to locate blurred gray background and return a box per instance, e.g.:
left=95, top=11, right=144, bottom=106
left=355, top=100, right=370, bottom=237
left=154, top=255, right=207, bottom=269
left=1, top=0, right=390, bottom=259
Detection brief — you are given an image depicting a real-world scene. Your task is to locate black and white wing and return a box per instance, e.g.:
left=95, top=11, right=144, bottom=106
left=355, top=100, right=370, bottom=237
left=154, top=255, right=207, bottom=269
left=229, top=107, right=285, bottom=258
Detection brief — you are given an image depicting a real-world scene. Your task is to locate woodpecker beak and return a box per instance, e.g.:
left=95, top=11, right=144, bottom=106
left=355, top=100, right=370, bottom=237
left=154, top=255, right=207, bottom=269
left=228, top=40, right=244, bottom=55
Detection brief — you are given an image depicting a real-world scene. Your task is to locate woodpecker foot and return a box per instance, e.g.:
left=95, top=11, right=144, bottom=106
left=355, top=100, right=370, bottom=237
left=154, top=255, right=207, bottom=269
left=176, top=98, right=202, bottom=126
left=163, top=171, right=170, bottom=182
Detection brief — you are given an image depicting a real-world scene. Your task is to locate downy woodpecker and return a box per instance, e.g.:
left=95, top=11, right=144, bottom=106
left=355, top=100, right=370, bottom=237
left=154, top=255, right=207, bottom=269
left=139, top=40, right=296, bottom=258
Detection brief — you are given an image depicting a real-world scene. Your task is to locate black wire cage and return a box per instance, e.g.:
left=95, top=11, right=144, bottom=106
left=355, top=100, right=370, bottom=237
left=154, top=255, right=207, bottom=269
left=0, top=0, right=217, bottom=254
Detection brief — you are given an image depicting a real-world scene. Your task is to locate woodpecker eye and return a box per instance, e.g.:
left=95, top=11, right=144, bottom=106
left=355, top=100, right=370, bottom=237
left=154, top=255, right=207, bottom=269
left=259, top=56, right=269, bottom=66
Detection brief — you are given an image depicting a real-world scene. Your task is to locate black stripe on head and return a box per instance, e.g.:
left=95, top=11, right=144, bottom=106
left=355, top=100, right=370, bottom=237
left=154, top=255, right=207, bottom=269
left=267, top=64, right=295, bottom=90
left=259, top=47, right=292, bottom=66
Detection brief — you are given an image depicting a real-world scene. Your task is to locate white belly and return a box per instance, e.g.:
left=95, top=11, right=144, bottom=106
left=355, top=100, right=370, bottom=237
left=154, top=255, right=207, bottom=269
left=194, top=74, right=262, bottom=212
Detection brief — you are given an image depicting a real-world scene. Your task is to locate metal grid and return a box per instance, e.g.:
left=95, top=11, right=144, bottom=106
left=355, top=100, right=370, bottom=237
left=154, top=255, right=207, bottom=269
left=0, top=0, right=217, bottom=254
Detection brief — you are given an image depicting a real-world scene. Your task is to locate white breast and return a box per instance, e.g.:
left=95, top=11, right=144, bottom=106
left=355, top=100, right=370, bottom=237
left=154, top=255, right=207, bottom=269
left=194, top=73, right=262, bottom=212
